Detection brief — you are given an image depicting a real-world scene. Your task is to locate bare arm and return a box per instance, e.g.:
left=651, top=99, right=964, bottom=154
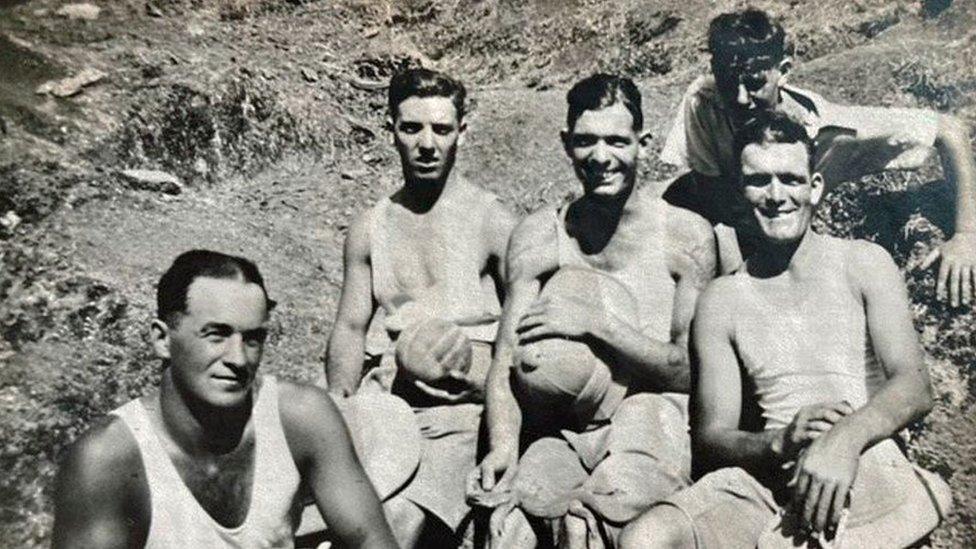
left=924, top=113, right=976, bottom=307
left=325, top=215, right=377, bottom=397
left=483, top=198, right=519, bottom=305
left=280, top=383, right=397, bottom=549
left=52, top=418, right=148, bottom=549
left=601, top=208, right=716, bottom=392
left=690, top=280, right=781, bottom=469
left=479, top=213, right=556, bottom=490
left=792, top=242, right=933, bottom=533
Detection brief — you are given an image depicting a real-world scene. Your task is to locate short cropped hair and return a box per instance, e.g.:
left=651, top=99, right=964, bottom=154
left=566, top=74, right=643, bottom=131
left=157, top=250, right=275, bottom=326
left=388, top=68, right=466, bottom=121
left=708, top=9, right=787, bottom=66
left=735, top=111, right=816, bottom=173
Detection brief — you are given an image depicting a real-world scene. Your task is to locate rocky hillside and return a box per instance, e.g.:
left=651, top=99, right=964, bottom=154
left=1, top=0, right=974, bottom=546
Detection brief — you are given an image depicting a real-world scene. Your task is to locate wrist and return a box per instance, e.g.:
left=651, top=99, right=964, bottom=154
left=767, top=428, right=788, bottom=463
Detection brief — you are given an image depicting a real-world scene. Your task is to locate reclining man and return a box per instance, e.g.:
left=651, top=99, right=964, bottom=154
left=471, top=74, right=716, bottom=547
left=53, top=250, right=396, bottom=548
left=661, top=8, right=976, bottom=306
left=620, top=112, right=951, bottom=549
left=325, top=67, right=517, bottom=546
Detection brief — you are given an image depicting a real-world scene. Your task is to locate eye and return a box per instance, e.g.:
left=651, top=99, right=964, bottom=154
left=398, top=122, right=421, bottom=134
left=571, top=135, right=597, bottom=147
left=606, top=136, right=632, bottom=147
left=243, top=328, right=268, bottom=347
left=742, top=174, right=772, bottom=188
left=741, top=72, right=767, bottom=92
left=432, top=124, right=454, bottom=136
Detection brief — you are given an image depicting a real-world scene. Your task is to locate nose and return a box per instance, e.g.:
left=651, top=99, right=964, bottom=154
left=736, top=82, right=752, bottom=107
left=418, top=127, right=435, bottom=151
left=766, top=177, right=787, bottom=204
left=590, top=140, right=611, bottom=166
left=222, top=333, right=247, bottom=368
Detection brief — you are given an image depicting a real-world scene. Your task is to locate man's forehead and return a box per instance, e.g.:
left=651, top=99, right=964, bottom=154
left=741, top=142, right=810, bottom=176
left=570, top=103, right=637, bottom=134
left=395, top=96, right=459, bottom=123
left=184, top=277, right=268, bottom=323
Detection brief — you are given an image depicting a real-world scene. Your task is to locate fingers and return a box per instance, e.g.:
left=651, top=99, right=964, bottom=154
left=937, top=257, right=950, bottom=302
left=801, top=477, right=822, bottom=530
left=813, top=481, right=834, bottom=533
left=962, top=266, right=973, bottom=306
left=950, top=262, right=962, bottom=307
left=829, top=481, right=850, bottom=533
left=430, top=327, right=464, bottom=363
left=919, top=248, right=940, bottom=270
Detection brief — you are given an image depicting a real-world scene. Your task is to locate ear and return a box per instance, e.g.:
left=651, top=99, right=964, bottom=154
left=151, top=319, right=172, bottom=360
left=810, top=172, right=825, bottom=206
left=637, top=130, right=653, bottom=158
left=778, top=57, right=793, bottom=81
left=457, top=119, right=468, bottom=147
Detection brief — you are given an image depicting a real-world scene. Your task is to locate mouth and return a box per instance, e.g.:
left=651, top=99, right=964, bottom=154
left=413, top=159, right=440, bottom=172
left=211, top=370, right=249, bottom=388
left=758, top=207, right=797, bottom=219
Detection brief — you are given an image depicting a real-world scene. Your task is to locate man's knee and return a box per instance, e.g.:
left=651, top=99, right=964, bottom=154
left=383, top=496, right=426, bottom=547
left=619, top=505, right=694, bottom=549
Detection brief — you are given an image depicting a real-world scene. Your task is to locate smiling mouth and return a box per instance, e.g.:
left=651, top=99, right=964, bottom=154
left=758, top=207, right=797, bottom=219
left=212, top=372, right=248, bottom=387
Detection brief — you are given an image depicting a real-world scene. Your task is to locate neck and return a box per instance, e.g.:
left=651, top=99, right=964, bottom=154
left=398, top=174, right=451, bottom=213
left=159, top=369, right=251, bottom=456
left=747, top=228, right=820, bottom=278
left=571, top=183, right=640, bottom=252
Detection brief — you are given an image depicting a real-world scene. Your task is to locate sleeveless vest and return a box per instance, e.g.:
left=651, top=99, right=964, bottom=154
left=364, top=189, right=502, bottom=354
left=112, top=376, right=302, bottom=548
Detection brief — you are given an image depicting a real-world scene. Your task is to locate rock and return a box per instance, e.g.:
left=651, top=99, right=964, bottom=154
left=55, top=3, right=102, bottom=21
left=0, top=210, right=22, bottom=231
left=626, top=9, right=681, bottom=46
left=301, top=67, right=319, bottom=83
left=146, top=3, right=163, bottom=18
left=35, top=67, right=106, bottom=97
left=119, top=169, right=183, bottom=195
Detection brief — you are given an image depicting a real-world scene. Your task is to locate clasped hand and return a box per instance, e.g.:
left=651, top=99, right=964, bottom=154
left=779, top=401, right=861, bottom=535
left=515, top=294, right=606, bottom=343
left=921, top=230, right=976, bottom=307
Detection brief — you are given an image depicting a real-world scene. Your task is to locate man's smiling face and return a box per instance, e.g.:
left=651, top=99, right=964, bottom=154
left=563, top=102, right=643, bottom=200
left=161, top=276, right=269, bottom=409
left=740, top=141, right=822, bottom=244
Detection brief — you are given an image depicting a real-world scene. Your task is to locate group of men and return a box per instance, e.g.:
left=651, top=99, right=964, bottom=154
left=53, top=9, right=969, bottom=549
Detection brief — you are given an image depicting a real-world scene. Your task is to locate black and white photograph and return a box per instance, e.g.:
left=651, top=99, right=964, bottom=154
left=1, top=0, right=974, bottom=547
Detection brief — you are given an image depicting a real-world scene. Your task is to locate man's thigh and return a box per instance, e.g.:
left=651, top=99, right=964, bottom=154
left=660, top=467, right=780, bottom=549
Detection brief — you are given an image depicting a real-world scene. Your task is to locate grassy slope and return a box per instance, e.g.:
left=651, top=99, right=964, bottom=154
left=1, top=0, right=974, bottom=546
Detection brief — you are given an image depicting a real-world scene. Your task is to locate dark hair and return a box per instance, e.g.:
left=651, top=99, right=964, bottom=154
left=735, top=111, right=816, bottom=173
left=566, top=73, right=643, bottom=131
left=157, top=250, right=275, bottom=326
left=388, top=68, right=466, bottom=121
left=708, top=9, right=786, bottom=66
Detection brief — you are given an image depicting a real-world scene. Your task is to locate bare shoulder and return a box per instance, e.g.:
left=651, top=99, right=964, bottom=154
left=662, top=202, right=716, bottom=278
left=57, top=413, right=143, bottom=504
left=839, top=237, right=902, bottom=292
left=343, top=209, right=373, bottom=260
left=277, top=380, right=343, bottom=435
left=695, top=275, right=741, bottom=327
left=507, top=207, right=560, bottom=281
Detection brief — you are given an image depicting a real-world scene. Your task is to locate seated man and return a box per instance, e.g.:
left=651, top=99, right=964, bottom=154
left=52, top=250, right=396, bottom=548
left=324, top=68, right=517, bottom=546
left=471, top=74, right=716, bottom=548
left=620, top=113, right=951, bottom=549
left=661, top=8, right=976, bottom=306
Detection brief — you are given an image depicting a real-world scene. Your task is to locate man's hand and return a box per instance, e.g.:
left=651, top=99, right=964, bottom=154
left=476, top=446, right=519, bottom=492
left=790, top=430, right=862, bottom=535
left=774, top=401, right=854, bottom=461
left=921, top=231, right=976, bottom=307
left=412, top=369, right=481, bottom=405
left=515, top=294, right=606, bottom=343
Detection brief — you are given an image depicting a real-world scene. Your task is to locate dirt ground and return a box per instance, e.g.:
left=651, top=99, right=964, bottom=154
left=1, top=0, right=975, bottom=547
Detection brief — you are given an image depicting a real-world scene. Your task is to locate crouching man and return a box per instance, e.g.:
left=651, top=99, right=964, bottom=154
left=53, top=250, right=396, bottom=548
left=471, top=74, right=716, bottom=548
left=621, top=113, right=951, bottom=548
left=325, top=67, right=517, bottom=547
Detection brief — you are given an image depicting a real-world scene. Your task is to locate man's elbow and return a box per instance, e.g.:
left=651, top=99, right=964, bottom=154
left=914, top=377, right=935, bottom=419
